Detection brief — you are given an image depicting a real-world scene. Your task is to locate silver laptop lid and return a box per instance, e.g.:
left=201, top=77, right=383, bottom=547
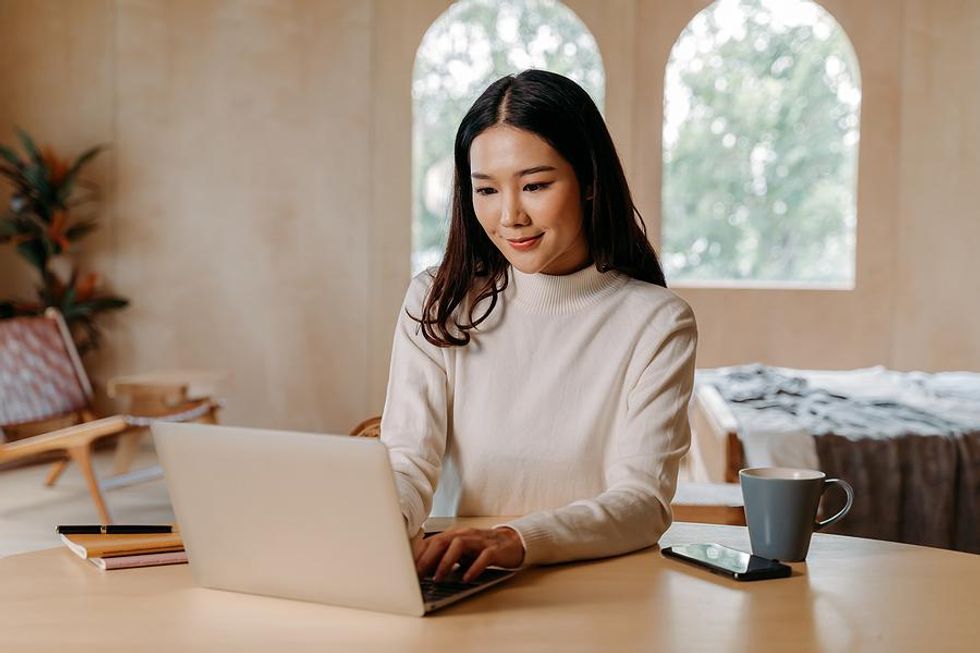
left=152, top=422, right=425, bottom=616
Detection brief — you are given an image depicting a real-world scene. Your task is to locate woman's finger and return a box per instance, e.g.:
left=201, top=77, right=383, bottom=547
left=415, top=534, right=452, bottom=576
left=433, top=536, right=470, bottom=581
left=462, top=546, right=497, bottom=583
left=416, top=529, right=474, bottom=574
left=414, top=530, right=449, bottom=563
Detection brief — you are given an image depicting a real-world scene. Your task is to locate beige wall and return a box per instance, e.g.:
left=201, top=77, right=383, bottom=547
left=0, top=0, right=114, bottom=300
left=0, top=0, right=977, bottom=431
left=893, top=0, right=980, bottom=370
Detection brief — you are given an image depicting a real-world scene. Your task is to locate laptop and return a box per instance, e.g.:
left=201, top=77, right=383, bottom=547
left=151, top=422, right=516, bottom=616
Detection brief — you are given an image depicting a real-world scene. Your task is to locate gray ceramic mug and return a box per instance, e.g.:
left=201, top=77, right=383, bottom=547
left=739, top=467, right=854, bottom=562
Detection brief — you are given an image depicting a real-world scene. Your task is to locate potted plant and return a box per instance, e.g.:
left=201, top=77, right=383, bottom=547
left=0, top=127, right=128, bottom=355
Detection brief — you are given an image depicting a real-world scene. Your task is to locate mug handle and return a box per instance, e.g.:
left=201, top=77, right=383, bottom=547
left=814, top=478, right=854, bottom=531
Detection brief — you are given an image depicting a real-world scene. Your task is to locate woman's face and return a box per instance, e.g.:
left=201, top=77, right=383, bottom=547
left=469, top=124, right=590, bottom=276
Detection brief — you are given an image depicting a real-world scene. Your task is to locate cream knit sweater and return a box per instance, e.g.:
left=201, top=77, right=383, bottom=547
left=380, top=264, right=697, bottom=566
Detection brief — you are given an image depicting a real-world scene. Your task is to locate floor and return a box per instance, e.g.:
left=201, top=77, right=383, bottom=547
left=0, top=438, right=174, bottom=558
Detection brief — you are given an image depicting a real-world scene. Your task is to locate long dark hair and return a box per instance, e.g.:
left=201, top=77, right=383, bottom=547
left=415, top=69, right=666, bottom=348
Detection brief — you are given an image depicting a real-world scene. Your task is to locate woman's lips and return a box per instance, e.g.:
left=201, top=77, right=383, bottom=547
left=507, top=234, right=543, bottom=251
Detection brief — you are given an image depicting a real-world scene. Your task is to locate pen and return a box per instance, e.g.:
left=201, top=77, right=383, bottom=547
left=56, top=524, right=175, bottom=535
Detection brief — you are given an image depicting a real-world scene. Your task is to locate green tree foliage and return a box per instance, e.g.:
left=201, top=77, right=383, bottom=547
left=662, top=0, right=860, bottom=284
left=412, top=0, right=604, bottom=272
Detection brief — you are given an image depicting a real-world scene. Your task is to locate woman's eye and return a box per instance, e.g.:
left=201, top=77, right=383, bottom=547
left=474, top=183, right=550, bottom=195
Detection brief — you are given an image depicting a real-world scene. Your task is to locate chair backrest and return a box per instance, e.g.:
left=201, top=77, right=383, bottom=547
left=350, top=416, right=381, bottom=438
left=0, top=309, right=92, bottom=428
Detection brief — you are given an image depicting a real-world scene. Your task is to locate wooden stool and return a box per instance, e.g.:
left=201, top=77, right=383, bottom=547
left=107, top=370, right=226, bottom=475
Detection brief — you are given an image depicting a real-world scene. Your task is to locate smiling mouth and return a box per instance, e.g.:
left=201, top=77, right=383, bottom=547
left=505, top=233, right=544, bottom=252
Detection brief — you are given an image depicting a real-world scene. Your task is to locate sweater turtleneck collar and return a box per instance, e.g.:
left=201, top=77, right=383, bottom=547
left=507, top=263, right=628, bottom=314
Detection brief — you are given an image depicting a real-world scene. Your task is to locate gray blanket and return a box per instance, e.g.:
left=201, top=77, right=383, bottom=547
left=706, top=365, right=980, bottom=553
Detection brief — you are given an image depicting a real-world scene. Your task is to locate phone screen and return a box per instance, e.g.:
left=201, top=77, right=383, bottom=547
left=662, top=543, right=791, bottom=580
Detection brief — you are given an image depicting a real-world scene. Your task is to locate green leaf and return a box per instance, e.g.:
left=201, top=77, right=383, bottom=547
left=2, top=177, right=35, bottom=199
left=63, top=145, right=103, bottom=185
left=15, top=239, right=47, bottom=272
left=0, top=218, right=20, bottom=239
left=66, top=265, right=80, bottom=290
left=41, top=233, right=59, bottom=257
left=0, top=145, right=23, bottom=168
left=71, top=144, right=103, bottom=168
left=71, top=295, right=129, bottom=315
left=0, top=162, right=23, bottom=179
left=90, top=296, right=129, bottom=311
left=21, top=212, right=49, bottom=236
left=65, top=219, right=99, bottom=242
left=64, top=296, right=128, bottom=318
left=14, top=127, right=43, bottom=165
left=61, top=303, right=89, bottom=319
left=60, top=284, right=77, bottom=312
left=22, top=165, right=53, bottom=208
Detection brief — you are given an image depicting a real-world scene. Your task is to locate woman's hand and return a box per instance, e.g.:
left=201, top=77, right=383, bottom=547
left=414, top=526, right=525, bottom=582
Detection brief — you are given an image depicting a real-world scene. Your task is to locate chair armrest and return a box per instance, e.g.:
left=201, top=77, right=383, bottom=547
left=350, top=416, right=382, bottom=438
left=0, top=415, right=130, bottom=463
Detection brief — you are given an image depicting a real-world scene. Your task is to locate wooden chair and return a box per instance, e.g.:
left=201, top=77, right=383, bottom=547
left=349, top=416, right=382, bottom=438
left=0, top=309, right=222, bottom=523
left=349, top=415, right=744, bottom=526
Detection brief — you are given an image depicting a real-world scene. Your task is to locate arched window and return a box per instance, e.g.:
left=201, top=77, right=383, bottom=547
left=412, top=0, right=605, bottom=274
left=662, top=0, right=860, bottom=287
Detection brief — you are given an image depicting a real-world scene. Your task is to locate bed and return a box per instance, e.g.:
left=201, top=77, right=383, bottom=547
left=688, top=365, right=980, bottom=553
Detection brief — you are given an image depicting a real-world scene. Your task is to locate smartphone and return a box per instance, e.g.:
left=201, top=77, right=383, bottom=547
left=661, top=543, right=792, bottom=581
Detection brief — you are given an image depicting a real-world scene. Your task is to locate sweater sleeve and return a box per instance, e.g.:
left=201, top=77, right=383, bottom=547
left=503, top=300, right=698, bottom=566
left=379, top=272, right=451, bottom=536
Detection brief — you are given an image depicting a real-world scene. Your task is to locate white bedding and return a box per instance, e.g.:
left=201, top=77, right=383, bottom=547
left=699, top=365, right=980, bottom=470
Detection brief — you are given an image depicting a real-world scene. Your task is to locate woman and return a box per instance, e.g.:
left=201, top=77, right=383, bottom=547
left=381, top=69, right=697, bottom=583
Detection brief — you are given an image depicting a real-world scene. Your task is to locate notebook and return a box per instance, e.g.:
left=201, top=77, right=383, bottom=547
left=151, top=422, right=517, bottom=616
left=90, top=550, right=189, bottom=570
left=60, top=531, right=184, bottom=559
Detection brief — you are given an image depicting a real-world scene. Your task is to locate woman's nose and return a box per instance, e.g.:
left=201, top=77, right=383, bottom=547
left=499, top=193, right=529, bottom=227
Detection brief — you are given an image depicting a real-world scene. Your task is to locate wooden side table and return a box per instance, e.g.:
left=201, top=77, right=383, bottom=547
left=105, top=370, right=226, bottom=481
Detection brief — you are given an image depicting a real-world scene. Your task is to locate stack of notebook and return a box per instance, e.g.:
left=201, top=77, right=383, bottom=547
left=58, top=525, right=186, bottom=570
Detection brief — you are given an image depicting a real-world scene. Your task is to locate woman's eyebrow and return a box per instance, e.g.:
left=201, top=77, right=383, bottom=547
left=471, top=165, right=557, bottom=180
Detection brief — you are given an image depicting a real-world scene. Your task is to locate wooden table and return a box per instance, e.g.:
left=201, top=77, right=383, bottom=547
left=1, top=519, right=977, bottom=653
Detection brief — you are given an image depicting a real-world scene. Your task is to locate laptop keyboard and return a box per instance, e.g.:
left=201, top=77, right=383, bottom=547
left=420, top=568, right=513, bottom=603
